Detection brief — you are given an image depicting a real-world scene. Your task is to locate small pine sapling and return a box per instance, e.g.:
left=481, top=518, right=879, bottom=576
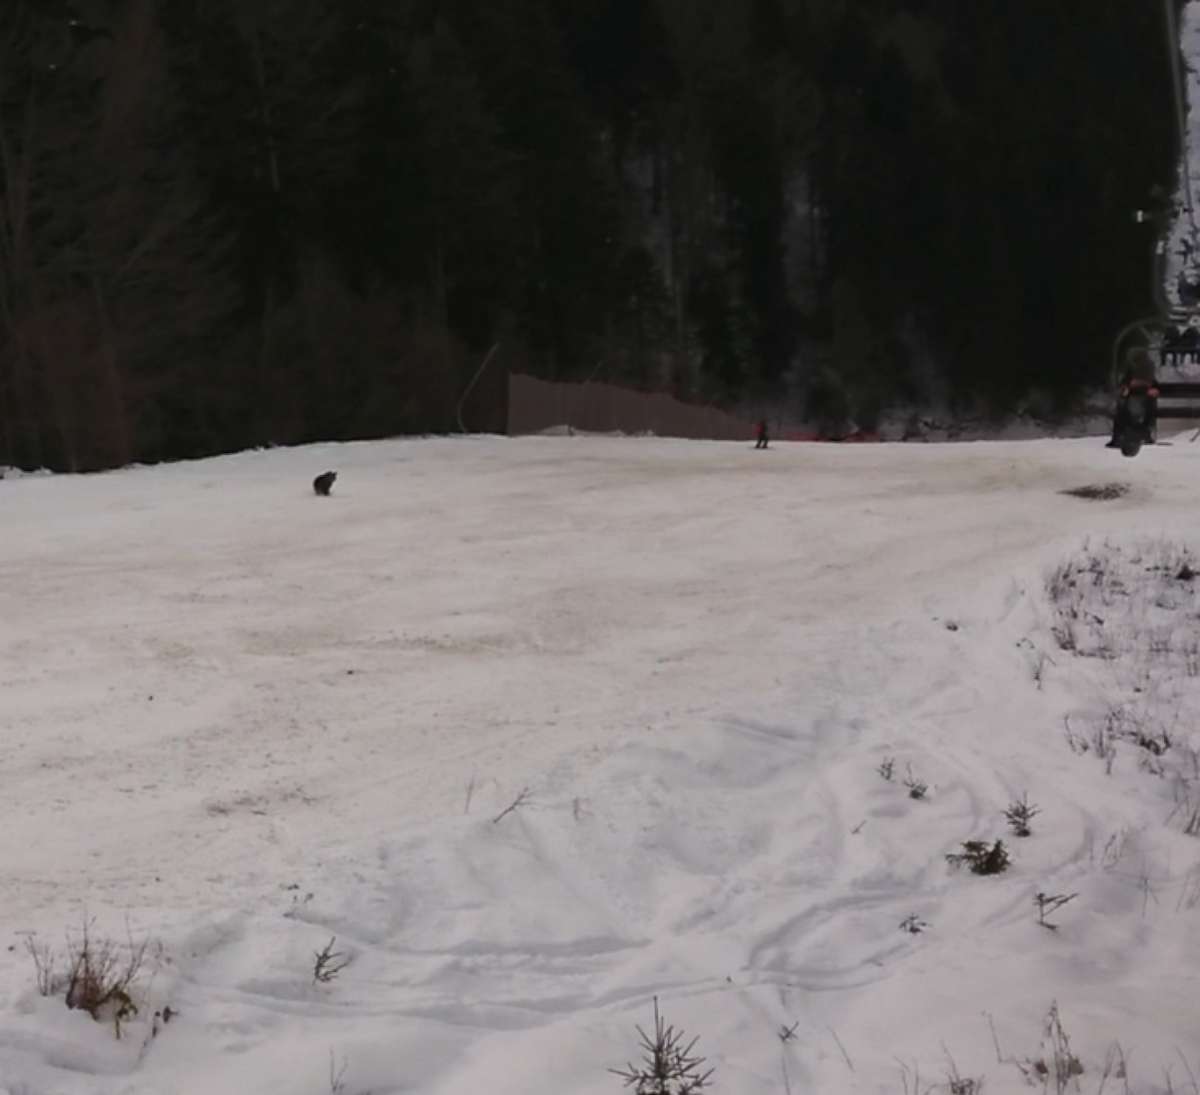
left=903, top=764, right=928, bottom=800
left=1004, top=793, right=1041, bottom=837
left=313, top=937, right=350, bottom=984
left=946, top=840, right=1011, bottom=875
left=1034, top=892, right=1078, bottom=930
left=610, top=997, right=713, bottom=1093
left=492, top=786, right=532, bottom=824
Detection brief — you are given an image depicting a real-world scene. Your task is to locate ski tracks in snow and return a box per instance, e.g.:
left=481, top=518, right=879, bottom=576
left=2, top=435, right=1199, bottom=1093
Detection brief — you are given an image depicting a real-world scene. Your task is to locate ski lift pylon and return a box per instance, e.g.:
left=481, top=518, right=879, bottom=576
left=1111, top=0, right=1200, bottom=426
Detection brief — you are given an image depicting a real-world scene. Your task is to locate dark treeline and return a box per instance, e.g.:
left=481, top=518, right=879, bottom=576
left=0, top=0, right=1181, bottom=470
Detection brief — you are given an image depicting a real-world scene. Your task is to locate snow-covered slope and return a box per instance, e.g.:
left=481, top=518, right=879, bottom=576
left=1, top=434, right=1199, bottom=1094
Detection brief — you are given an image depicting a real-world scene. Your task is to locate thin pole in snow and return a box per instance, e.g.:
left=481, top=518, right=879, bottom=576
left=456, top=342, right=501, bottom=435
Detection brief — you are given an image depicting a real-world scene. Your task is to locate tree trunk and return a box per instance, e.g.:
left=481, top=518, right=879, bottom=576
left=431, top=227, right=448, bottom=335
left=250, top=26, right=281, bottom=194
left=0, top=84, right=44, bottom=467
left=91, top=272, right=132, bottom=467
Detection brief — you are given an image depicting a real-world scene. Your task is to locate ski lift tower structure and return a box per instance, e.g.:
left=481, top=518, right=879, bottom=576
left=1114, top=0, right=1200, bottom=420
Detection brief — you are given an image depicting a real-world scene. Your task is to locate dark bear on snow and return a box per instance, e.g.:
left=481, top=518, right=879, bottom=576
left=313, top=471, right=337, bottom=496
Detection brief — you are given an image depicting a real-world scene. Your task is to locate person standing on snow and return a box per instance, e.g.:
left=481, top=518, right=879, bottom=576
left=755, top=419, right=770, bottom=449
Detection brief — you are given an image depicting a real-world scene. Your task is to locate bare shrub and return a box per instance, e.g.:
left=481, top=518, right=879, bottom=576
left=1178, top=863, right=1200, bottom=911
left=1182, top=637, right=1200, bottom=677
left=943, top=1050, right=985, bottom=1095
left=1148, top=626, right=1173, bottom=655
left=1059, top=484, right=1128, bottom=501
left=1102, top=699, right=1181, bottom=772
left=1138, top=751, right=1166, bottom=778
left=1173, top=1049, right=1200, bottom=1095
left=998, top=1003, right=1085, bottom=1092
left=1168, top=785, right=1200, bottom=837
left=1043, top=541, right=1200, bottom=666
left=1181, top=744, right=1200, bottom=782
left=1046, top=561, right=1077, bottom=605
left=1098, top=829, right=1133, bottom=871
left=1106, top=703, right=1172, bottom=757
left=1095, top=1042, right=1130, bottom=1094
left=1135, top=728, right=1172, bottom=757
left=329, top=1050, right=349, bottom=1094
left=1051, top=623, right=1077, bottom=653
left=991, top=1006, right=1199, bottom=1094
left=828, top=1026, right=855, bottom=1072
left=1091, top=722, right=1117, bottom=774
left=1062, top=716, right=1089, bottom=756
left=877, top=756, right=895, bottom=782
left=24, top=935, right=60, bottom=997
left=1021, top=1003, right=1083, bottom=1094
left=146, top=1004, right=177, bottom=1045
left=1029, top=647, right=1051, bottom=689
left=896, top=1058, right=930, bottom=1095
left=283, top=886, right=315, bottom=920
left=62, top=920, right=147, bottom=1037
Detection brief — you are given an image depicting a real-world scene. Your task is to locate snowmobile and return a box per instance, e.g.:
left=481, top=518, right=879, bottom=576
left=1113, top=386, right=1158, bottom=458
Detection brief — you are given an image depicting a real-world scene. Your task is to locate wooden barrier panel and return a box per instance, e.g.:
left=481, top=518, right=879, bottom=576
left=506, top=374, right=756, bottom=441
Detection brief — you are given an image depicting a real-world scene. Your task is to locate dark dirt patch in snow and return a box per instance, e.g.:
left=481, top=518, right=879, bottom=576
left=1059, top=483, right=1129, bottom=501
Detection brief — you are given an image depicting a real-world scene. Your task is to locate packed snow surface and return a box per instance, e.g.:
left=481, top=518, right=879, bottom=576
left=2, top=434, right=1199, bottom=1094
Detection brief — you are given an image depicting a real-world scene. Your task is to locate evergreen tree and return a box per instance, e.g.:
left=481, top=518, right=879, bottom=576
left=0, top=0, right=1185, bottom=467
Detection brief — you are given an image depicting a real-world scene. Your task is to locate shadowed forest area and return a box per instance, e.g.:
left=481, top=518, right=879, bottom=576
left=0, top=0, right=1182, bottom=470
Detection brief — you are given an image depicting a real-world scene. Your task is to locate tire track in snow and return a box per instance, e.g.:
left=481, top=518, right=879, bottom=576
left=3, top=435, right=1197, bottom=1093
